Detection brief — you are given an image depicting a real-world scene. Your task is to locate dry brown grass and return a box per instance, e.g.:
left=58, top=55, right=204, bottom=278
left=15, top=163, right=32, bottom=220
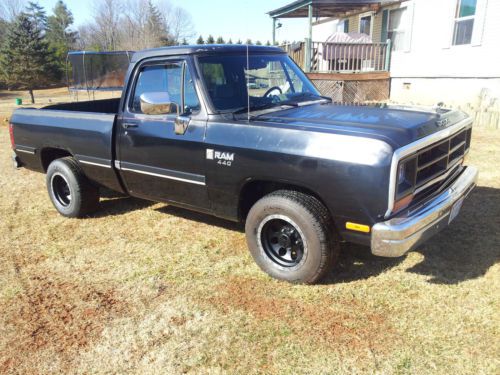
left=0, top=89, right=499, bottom=374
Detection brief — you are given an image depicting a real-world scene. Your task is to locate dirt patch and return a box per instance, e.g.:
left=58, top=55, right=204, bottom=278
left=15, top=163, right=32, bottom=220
left=0, top=273, right=128, bottom=372
left=170, top=316, right=188, bottom=327
left=205, top=277, right=397, bottom=353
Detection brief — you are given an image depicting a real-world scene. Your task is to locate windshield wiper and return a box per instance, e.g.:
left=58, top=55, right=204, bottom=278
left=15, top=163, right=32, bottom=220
left=280, top=93, right=332, bottom=106
left=232, top=102, right=298, bottom=116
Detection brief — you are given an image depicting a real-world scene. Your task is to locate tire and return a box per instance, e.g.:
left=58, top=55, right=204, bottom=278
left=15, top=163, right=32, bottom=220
left=245, top=190, right=339, bottom=284
left=46, top=157, right=100, bottom=218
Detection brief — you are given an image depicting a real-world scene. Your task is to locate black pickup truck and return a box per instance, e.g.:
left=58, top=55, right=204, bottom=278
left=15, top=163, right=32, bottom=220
left=10, top=45, right=478, bottom=284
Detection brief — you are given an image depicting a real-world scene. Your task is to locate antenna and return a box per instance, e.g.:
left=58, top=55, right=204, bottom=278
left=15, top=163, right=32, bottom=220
left=246, top=43, right=250, bottom=122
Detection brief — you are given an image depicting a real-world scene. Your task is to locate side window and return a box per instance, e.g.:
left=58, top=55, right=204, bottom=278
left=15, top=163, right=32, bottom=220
left=131, top=62, right=200, bottom=114
left=131, top=62, right=182, bottom=114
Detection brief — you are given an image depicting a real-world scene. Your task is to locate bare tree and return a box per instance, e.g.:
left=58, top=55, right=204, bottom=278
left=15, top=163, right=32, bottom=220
left=90, top=0, right=123, bottom=50
left=120, top=0, right=168, bottom=50
left=0, top=0, right=25, bottom=21
left=163, top=5, right=195, bottom=44
left=77, top=0, right=195, bottom=51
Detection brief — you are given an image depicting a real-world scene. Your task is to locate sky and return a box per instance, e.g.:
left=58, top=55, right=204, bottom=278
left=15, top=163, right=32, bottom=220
left=36, top=0, right=310, bottom=43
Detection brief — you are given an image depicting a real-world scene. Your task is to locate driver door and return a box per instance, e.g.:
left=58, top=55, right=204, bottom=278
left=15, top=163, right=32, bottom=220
left=117, top=58, right=209, bottom=209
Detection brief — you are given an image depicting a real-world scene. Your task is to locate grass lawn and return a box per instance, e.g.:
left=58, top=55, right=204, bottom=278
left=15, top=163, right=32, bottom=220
left=0, top=89, right=498, bottom=374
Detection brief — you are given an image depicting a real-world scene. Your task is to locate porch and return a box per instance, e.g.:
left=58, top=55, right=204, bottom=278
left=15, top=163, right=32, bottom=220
left=268, top=0, right=396, bottom=101
left=280, top=39, right=391, bottom=74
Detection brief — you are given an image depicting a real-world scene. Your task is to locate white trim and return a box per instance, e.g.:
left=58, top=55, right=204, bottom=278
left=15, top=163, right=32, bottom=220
left=79, top=160, right=112, bottom=169
left=471, top=0, right=488, bottom=46
left=15, top=149, right=35, bottom=155
left=119, top=166, right=206, bottom=186
left=358, top=11, right=374, bottom=37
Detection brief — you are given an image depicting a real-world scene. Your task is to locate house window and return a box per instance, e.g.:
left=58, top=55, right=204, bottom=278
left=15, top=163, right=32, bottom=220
left=388, top=7, right=407, bottom=51
left=359, top=15, right=372, bottom=36
left=453, top=0, right=477, bottom=45
left=337, top=19, right=348, bottom=33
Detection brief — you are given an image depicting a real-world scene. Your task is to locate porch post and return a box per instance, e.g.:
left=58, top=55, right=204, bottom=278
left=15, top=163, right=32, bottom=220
left=308, top=3, right=313, bottom=42
left=385, top=38, right=392, bottom=71
left=305, top=3, right=313, bottom=72
left=272, top=18, right=276, bottom=45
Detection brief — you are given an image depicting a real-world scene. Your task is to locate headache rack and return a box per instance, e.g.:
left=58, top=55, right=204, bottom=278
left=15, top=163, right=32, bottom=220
left=395, top=126, right=472, bottom=202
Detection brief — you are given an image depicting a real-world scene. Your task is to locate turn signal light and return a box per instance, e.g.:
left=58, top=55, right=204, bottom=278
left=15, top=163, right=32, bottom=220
left=346, top=222, right=370, bottom=233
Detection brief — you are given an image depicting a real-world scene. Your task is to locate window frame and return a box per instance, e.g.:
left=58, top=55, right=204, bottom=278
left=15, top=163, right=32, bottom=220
left=358, top=12, right=374, bottom=37
left=387, top=6, right=408, bottom=51
left=452, top=0, right=477, bottom=46
left=125, top=57, right=201, bottom=117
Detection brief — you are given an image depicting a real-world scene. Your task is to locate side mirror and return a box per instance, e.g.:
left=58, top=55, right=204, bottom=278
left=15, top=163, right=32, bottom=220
left=140, top=92, right=179, bottom=115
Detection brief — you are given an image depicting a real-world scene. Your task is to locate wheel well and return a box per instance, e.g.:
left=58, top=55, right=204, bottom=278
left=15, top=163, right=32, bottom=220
left=238, top=180, right=330, bottom=221
left=40, top=148, right=73, bottom=172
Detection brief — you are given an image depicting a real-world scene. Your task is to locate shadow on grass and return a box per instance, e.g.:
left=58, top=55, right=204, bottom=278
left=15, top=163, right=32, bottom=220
left=324, top=186, right=500, bottom=285
left=408, top=186, right=500, bottom=284
left=91, top=187, right=498, bottom=285
left=155, top=205, right=244, bottom=233
left=89, top=196, right=154, bottom=218
left=322, top=243, right=403, bottom=284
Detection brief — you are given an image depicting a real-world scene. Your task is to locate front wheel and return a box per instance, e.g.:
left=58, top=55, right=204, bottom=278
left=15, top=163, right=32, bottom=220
left=245, top=190, right=339, bottom=284
left=46, top=157, right=100, bottom=218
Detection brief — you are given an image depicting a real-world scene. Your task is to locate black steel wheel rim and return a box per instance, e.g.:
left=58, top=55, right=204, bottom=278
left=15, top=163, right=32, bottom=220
left=260, top=217, right=305, bottom=267
left=52, top=174, right=71, bottom=207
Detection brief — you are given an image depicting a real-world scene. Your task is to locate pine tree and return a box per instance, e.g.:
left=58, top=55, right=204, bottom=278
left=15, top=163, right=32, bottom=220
left=181, top=38, right=188, bottom=45
left=25, top=1, right=47, bottom=36
left=206, top=34, right=215, bottom=44
left=0, top=14, right=57, bottom=103
left=265, top=40, right=271, bottom=46
left=245, top=38, right=253, bottom=45
left=196, top=35, right=204, bottom=44
left=216, top=36, right=225, bottom=44
left=46, top=1, right=76, bottom=81
left=228, top=38, right=233, bottom=44
left=236, top=39, right=242, bottom=44
left=255, top=40, right=262, bottom=45
left=145, top=0, right=168, bottom=46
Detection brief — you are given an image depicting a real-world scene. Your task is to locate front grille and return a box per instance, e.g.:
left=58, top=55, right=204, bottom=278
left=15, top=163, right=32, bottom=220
left=396, top=127, right=472, bottom=200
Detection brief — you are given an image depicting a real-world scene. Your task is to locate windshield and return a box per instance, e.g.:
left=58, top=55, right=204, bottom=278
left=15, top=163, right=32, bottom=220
left=197, top=54, right=322, bottom=113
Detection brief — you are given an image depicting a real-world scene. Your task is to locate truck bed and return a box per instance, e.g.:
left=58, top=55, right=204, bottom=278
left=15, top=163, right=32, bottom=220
left=43, top=98, right=120, bottom=114
left=10, top=100, right=124, bottom=193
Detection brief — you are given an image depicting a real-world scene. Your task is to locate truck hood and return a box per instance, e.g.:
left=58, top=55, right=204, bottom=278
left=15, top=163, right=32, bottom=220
left=256, top=103, right=470, bottom=148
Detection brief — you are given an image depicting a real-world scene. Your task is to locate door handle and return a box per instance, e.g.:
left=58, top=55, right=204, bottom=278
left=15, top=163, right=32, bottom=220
left=122, top=122, right=139, bottom=129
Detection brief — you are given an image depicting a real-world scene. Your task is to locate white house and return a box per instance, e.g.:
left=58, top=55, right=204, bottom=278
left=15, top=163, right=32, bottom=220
left=269, top=0, right=500, bottom=128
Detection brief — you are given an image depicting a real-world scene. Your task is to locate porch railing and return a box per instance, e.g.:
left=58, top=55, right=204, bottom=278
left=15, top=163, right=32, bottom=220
left=281, top=39, right=391, bottom=73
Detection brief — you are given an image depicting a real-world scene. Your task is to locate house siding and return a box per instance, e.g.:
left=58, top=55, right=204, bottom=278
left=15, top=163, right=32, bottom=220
left=388, top=0, right=500, bottom=128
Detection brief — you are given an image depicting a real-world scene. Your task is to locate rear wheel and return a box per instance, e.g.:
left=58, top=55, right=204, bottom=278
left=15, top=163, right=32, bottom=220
left=245, top=190, right=339, bottom=284
left=46, top=157, right=100, bottom=218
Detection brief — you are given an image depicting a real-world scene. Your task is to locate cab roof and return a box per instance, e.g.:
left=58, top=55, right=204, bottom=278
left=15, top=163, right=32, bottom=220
left=130, top=44, right=285, bottom=63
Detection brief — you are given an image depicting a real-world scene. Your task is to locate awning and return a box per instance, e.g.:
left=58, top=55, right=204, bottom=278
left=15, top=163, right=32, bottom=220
left=268, top=0, right=398, bottom=19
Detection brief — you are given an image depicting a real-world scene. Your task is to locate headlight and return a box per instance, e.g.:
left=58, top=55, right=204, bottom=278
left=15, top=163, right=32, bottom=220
left=394, top=156, right=417, bottom=211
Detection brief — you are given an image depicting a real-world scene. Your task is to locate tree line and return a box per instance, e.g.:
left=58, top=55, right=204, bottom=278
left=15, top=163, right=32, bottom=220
left=0, top=0, right=195, bottom=103
left=195, top=35, right=276, bottom=46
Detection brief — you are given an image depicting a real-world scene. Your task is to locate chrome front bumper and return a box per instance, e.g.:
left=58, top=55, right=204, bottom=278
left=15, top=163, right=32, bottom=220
left=371, top=166, right=478, bottom=257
